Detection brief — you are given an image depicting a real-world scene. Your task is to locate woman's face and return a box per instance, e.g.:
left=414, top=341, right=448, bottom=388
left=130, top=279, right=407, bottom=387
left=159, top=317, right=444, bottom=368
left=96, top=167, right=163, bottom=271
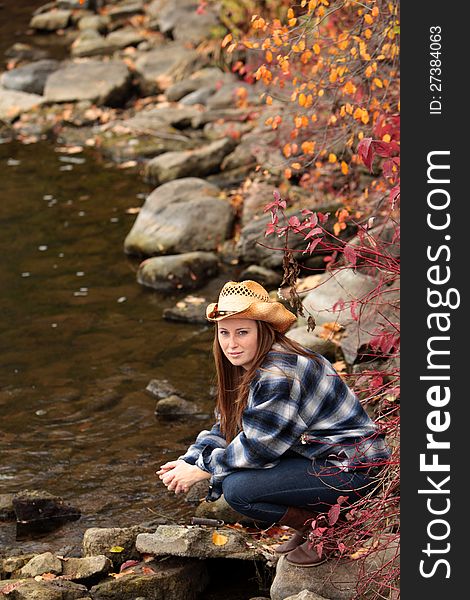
left=217, top=318, right=259, bottom=371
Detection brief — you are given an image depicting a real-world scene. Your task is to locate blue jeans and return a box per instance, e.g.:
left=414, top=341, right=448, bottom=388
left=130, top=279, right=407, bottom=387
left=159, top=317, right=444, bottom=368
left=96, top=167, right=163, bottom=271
left=221, top=456, right=375, bottom=525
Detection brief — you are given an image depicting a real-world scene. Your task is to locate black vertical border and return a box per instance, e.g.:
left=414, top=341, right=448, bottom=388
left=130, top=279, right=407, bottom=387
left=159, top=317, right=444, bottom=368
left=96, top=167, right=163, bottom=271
left=401, top=2, right=465, bottom=597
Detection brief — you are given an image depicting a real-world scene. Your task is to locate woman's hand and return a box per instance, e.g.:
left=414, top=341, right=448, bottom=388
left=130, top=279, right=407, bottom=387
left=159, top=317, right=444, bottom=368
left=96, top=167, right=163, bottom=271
left=156, top=460, right=210, bottom=495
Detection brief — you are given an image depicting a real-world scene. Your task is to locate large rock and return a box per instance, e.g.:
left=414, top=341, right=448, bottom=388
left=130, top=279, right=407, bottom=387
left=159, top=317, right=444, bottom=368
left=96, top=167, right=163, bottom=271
left=0, top=89, right=44, bottom=122
left=206, top=82, right=261, bottom=110
left=284, top=592, right=331, bottom=600
left=238, top=265, right=282, bottom=288
left=236, top=211, right=307, bottom=269
left=82, top=525, right=161, bottom=569
left=0, top=493, right=15, bottom=521
left=302, top=270, right=398, bottom=363
left=165, top=67, right=232, bottom=102
left=70, top=30, right=114, bottom=58
left=0, top=60, right=60, bottom=95
left=44, top=61, right=131, bottom=106
left=90, top=557, right=208, bottom=600
left=124, top=178, right=232, bottom=256
left=106, top=27, right=147, bottom=49
left=30, top=10, right=72, bottom=31
left=12, top=490, right=80, bottom=536
left=134, top=42, right=202, bottom=94
left=137, top=252, right=219, bottom=292
left=19, top=552, right=62, bottom=578
left=155, top=394, right=200, bottom=416
left=78, top=14, right=110, bottom=32
left=286, top=327, right=337, bottom=360
left=96, top=107, right=201, bottom=161
left=136, top=525, right=255, bottom=559
left=270, top=536, right=399, bottom=600
left=61, top=555, right=112, bottom=583
left=144, top=137, right=237, bottom=185
left=0, top=579, right=89, bottom=599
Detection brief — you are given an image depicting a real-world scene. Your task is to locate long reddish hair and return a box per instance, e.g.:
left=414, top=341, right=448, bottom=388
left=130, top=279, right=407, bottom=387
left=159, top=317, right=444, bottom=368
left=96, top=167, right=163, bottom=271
left=213, top=320, right=318, bottom=442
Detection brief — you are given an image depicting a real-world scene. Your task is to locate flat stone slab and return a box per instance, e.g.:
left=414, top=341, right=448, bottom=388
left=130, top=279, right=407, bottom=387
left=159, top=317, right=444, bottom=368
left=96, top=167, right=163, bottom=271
left=136, top=524, right=260, bottom=560
left=0, top=89, right=44, bottom=122
left=44, top=61, right=131, bottom=106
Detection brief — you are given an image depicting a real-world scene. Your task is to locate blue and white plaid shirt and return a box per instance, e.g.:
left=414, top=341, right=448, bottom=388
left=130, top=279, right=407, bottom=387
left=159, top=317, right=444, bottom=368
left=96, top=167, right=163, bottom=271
left=180, top=345, right=390, bottom=501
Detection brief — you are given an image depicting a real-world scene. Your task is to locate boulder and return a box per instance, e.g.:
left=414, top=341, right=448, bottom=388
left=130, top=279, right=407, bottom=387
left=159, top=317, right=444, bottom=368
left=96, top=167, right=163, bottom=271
left=172, top=10, right=220, bottom=45
left=30, top=9, right=72, bottom=31
left=206, top=82, right=261, bottom=110
left=19, top=552, right=62, bottom=578
left=0, top=89, right=44, bottom=123
left=203, top=119, right=253, bottom=141
left=90, top=557, right=208, bottom=600
left=61, top=555, right=112, bottom=583
left=0, top=60, right=60, bottom=95
left=270, top=536, right=399, bottom=600
left=286, top=327, right=337, bottom=360
left=106, top=27, right=147, bottom=49
left=77, top=14, right=110, bottom=32
left=124, top=178, right=232, bottom=256
left=70, top=30, right=113, bottom=57
left=12, top=490, right=80, bottom=537
left=0, top=493, right=15, bottom=521
left=221, top=132, right=266, bottom=172
left=163, top=296, right=207, bottom=324
left=144, top=137, right=237, bottom=185
left=136, top=524, right=255, bottom=559
left=0, top=555, right=35, bottom=579
left=165, top=67, right=231, bottom=102
left=145, top=379, right=179, bottom=399
left=238, top=265, right=282, bottom=288
left=108, top=1, right=144, bottom=20
left=137, top=252, right=219, bottom=292
left=284, top=592, right=331, bottom=600
left=4, top=43, right=49, bottom=62
left=82, top=525, right=160, bottom=569
left=236, top=211, right=308, bottom=269
left=44, top=61, right=131, bottom=106
left=134, top=42, right=202, bottom=94
left=0, top=579, right=89, bottom=599
left=155, top=394, right=199, bottom=416
left=302, top=271, right=398, bottom=363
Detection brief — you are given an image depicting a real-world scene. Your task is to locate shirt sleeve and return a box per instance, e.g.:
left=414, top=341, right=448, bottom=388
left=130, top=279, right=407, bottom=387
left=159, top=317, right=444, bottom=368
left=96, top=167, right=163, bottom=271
left=197, top=365, right=308, bottom=487
left=178, top=420, right=227, bottom=468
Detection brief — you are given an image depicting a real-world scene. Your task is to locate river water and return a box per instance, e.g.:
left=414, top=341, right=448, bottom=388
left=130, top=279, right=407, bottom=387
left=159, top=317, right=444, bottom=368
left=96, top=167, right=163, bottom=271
left=0, top=4, right=230, bottom=557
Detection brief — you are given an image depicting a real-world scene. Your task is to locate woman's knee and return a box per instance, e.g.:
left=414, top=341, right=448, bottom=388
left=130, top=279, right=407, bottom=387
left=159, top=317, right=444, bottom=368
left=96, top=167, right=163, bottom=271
left=222, top=473, right=250, bottom=510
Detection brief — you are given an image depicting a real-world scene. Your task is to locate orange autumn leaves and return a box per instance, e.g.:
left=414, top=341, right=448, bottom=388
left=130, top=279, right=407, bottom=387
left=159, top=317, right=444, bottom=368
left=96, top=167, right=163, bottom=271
left=231, top=0, right=399, bottom=182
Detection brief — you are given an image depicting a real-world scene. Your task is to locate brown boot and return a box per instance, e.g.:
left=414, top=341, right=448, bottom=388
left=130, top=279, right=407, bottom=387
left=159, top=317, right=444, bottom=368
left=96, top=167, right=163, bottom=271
left=285, top=539, right=329, bottom=567
left=274, top=507, right=316, bottom=555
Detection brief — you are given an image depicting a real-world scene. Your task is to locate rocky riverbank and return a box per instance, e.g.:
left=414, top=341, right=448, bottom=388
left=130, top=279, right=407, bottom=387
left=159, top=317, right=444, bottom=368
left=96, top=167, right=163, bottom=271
left=0, top=1, right=399, bottom=598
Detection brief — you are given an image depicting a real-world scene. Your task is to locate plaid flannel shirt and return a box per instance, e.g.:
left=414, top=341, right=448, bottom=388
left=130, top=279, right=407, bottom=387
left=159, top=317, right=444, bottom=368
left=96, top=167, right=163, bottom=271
left=179, top=345, right=390, bottom=501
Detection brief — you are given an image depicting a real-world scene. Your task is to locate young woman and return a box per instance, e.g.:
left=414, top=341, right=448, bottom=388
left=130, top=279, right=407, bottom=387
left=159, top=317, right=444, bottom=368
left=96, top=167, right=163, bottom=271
left=157, top=280, right=390, bottom=567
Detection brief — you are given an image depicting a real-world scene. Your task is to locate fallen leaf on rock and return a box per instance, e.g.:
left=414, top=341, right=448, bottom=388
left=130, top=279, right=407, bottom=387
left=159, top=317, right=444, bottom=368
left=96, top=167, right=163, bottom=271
left=120, top=560, right=140, bottom=572
left=109, top=545, right=125, bottom=553
left=110, top=569, right=135, bottom=578
left=212, top=532, right=228, bottom=546
left=0, top=581, right=23, bottom=593
left=142, top=566, right=157, bottom=575
left=118, top=161, right=137, bottom=169
left=349, top=547, right=370, bottom=560
left=125, top=207, right=141, bottom=214
left=142, top=554, right=155, bottom=563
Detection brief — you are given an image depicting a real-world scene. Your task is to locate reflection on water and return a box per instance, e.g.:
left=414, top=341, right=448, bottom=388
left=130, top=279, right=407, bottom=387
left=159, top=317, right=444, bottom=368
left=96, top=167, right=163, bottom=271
left=0, top=142, right=219, bottom=554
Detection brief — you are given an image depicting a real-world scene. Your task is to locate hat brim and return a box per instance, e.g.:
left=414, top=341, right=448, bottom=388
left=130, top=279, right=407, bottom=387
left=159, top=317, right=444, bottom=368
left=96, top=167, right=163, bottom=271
left=206, top=301, right=297, bottom=334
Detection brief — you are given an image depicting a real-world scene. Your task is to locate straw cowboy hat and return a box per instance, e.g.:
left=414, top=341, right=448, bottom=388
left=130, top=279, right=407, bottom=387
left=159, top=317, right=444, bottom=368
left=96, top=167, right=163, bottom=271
left=206, top=280, right=297, bottom=333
